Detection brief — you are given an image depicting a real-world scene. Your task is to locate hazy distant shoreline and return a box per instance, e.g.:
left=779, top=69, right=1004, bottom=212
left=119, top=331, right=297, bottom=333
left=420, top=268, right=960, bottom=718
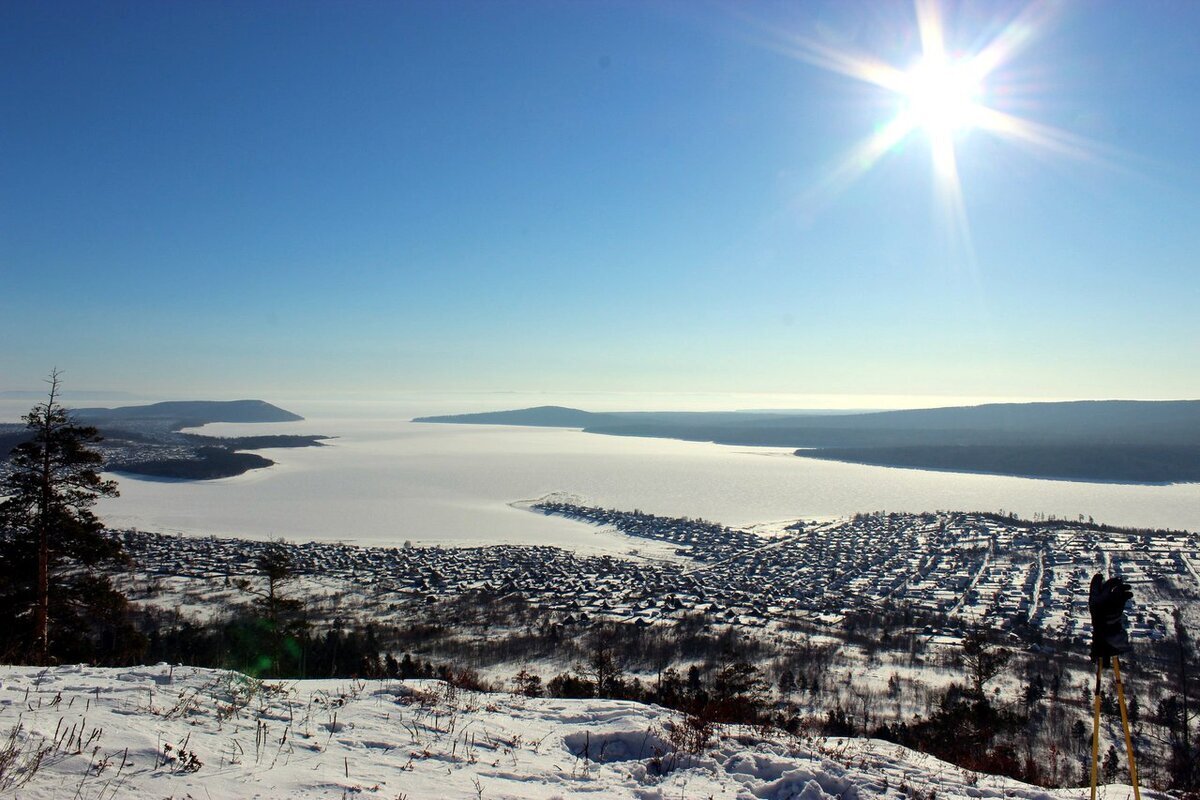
left=416, top=401, right=1200, bottom=485
left=796, top=448, right=1189, bottom=487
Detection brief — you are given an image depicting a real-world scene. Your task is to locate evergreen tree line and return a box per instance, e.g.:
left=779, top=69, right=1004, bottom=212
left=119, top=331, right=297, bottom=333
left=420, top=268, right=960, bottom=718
left=0, top=374, right=143, bottom=664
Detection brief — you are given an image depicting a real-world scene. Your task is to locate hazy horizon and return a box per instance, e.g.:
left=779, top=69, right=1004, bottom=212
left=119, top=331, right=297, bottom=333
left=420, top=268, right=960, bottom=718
left=3, top=389, right=1198, bottom=423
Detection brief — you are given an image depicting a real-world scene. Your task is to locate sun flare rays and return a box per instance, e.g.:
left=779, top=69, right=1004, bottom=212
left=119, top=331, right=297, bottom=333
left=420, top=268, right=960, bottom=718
left=779, top=0, right=1104, bottom=266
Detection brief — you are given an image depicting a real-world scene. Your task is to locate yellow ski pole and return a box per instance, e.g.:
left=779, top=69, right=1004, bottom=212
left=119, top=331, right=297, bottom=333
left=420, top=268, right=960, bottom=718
left=1088, top=572, right=1135, bottom=798
left=1091, top=660, right=1102, bottom=800
left=1112, top=657, right=1142, bottom=800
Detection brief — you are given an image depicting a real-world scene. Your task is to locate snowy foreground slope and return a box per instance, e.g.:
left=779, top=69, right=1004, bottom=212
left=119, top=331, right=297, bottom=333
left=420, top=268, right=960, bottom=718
left=0, top=665, right=1153, bottom=800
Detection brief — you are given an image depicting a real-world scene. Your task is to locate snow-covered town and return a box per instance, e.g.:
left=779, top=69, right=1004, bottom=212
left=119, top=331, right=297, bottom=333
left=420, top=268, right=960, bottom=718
left=10, top=501, right=1160, bottom=797
left=110, top=504, right=1200, bottom=651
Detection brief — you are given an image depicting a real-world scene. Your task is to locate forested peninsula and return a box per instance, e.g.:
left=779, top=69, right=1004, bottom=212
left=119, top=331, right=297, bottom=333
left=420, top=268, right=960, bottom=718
left=0, top=399, right=327, bottom=480
left=416, top=400, right=1200, bottom=484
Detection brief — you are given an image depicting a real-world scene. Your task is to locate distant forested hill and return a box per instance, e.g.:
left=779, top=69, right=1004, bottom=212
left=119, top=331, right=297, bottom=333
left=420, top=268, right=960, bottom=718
left=801, top=444, right=1200, bottom=483
left=416, top=400, right=1200, bottom=483
left=75, top=399, right=303, bottom=425
left=2, top=399, right=321, bottom=481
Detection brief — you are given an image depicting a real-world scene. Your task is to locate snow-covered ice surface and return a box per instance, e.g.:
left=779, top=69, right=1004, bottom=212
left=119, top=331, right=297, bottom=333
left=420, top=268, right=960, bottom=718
left=0, top=665, right=1156, bottom=800
left=92, top=418, right=1200, bottom=548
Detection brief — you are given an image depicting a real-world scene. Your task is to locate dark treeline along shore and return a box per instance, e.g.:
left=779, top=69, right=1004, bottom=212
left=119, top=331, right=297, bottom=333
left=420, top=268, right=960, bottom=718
left=416, top=399, right=1200, bottom=484
left=0, top=399, right=328, bottom=480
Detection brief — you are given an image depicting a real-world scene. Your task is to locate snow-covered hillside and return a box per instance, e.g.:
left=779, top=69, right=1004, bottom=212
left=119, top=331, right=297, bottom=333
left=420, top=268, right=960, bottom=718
left=0, top=665, right=1152, bottom=799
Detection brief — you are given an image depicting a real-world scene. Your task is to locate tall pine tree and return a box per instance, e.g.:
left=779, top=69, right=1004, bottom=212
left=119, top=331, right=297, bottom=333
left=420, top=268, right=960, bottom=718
left=0, top=371, right=141, bottom=664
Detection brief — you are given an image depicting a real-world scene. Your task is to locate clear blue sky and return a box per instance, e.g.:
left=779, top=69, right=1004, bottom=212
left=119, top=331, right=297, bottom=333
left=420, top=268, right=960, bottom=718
left=2, top=1, right=1198, bottom=405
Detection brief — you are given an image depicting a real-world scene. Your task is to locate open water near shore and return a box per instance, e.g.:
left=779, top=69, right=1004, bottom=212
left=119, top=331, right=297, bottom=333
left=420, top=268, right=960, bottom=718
left=62, top=405, right=1200, bottom=549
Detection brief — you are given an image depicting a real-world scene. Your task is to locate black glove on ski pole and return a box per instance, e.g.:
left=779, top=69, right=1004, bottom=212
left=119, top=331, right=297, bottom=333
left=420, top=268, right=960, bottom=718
left=1089, top=573, right=1132, bottom=667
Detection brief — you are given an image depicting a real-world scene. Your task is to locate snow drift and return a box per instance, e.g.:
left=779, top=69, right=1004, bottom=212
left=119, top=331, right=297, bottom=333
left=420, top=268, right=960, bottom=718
left=0, top=665, right=1153, bottom=799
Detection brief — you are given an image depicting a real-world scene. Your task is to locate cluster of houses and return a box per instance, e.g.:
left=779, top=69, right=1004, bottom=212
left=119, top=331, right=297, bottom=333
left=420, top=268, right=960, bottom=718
left=110, top=506, right=1200, bottom=648
left=524, top=504, right=1198, bottom=644
left=531, top=501, right=763, bottom=562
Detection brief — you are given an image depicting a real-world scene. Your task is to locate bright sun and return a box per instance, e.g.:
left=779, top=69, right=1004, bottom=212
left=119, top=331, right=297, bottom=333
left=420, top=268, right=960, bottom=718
left=786, top=0, right=1095, bottom=260
left=901, top=57, right=982, bottom=137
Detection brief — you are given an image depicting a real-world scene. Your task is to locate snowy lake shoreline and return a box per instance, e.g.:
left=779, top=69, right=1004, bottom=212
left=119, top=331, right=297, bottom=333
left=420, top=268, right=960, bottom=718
left=86, top=417, right=1199, bottom=548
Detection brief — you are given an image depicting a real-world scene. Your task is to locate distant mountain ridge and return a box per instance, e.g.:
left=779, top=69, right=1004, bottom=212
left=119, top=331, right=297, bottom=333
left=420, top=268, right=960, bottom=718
left=75, top=399, right=304, bottom=425
left=415, top=400, right=1200, bottom=444
left=416, top=400, right=1200, bottom=483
